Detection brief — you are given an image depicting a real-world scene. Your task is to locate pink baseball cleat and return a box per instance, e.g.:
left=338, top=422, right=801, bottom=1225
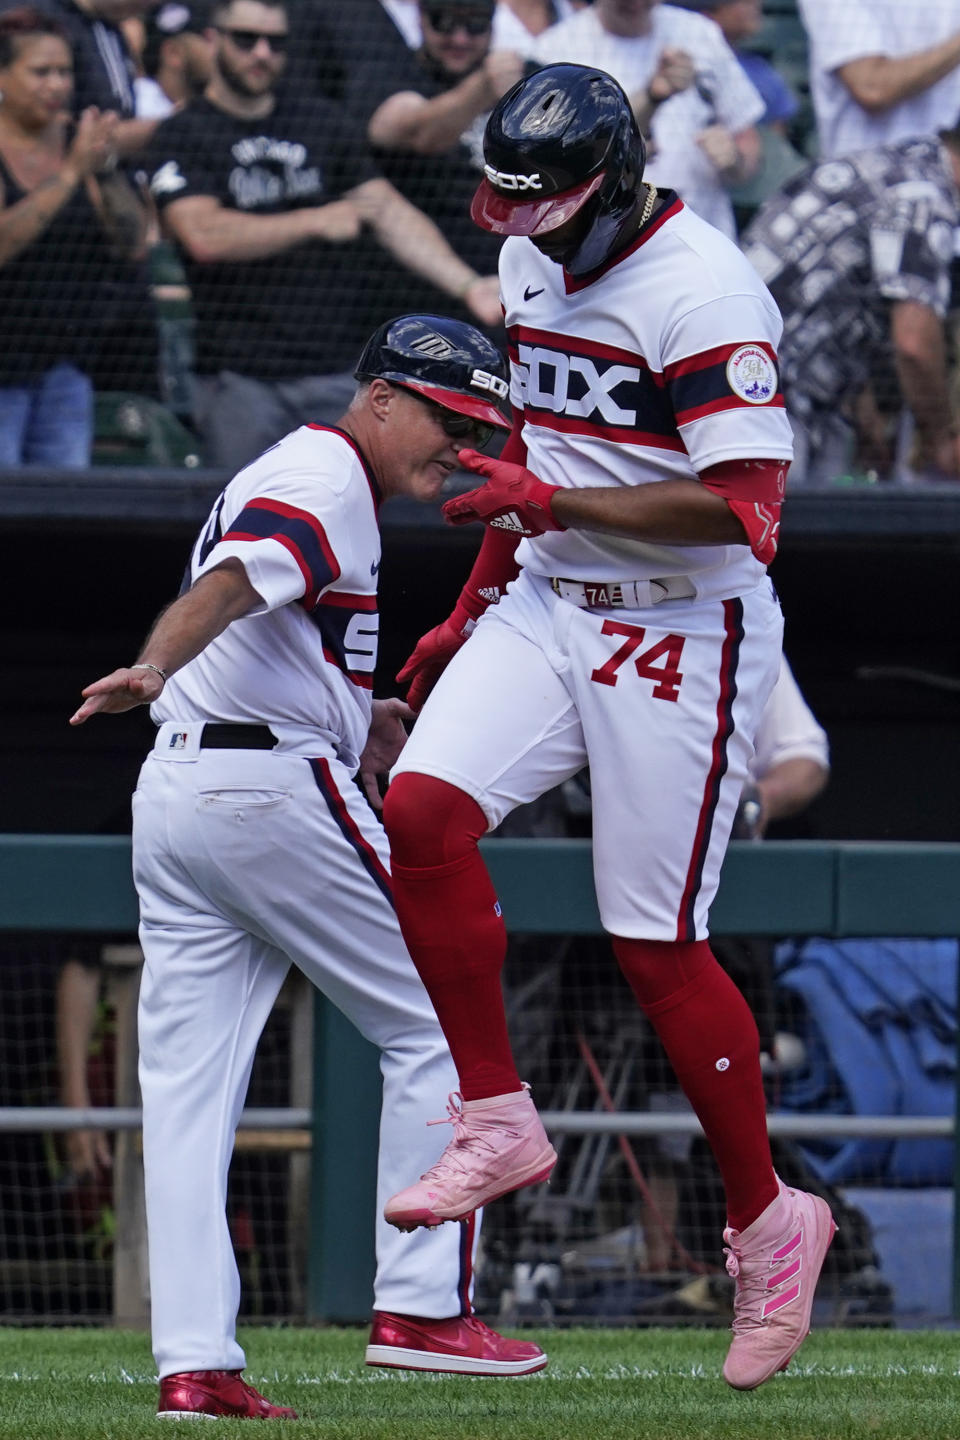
left=157, top=1369, right=298, bottom=1419
left=384, top=1084, right=557, bottom=1230
left=722, top=1180, right=838, bottom=1390
left=365, top=1311, right=547, bottom=1375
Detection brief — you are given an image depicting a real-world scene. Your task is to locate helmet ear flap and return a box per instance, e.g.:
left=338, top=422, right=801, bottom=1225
left=563, top=118, right=648, bottom=277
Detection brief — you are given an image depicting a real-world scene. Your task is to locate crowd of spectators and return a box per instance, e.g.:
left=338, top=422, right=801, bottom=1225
left=2, top=0, right=960, bottom=480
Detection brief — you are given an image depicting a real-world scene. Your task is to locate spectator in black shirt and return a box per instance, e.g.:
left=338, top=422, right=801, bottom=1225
left=149, top=0, right=502, bottom=470
left=0, top=0, right=164, bottom=156
left=0, top=0, right=166, bottom=396
left=0, top=6, right=146, bottom=465
left=285, top=0, right=414, bottom=107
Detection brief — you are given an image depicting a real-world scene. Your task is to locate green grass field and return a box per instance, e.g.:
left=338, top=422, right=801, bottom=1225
left=2, top=1327, right=959, bottom=1440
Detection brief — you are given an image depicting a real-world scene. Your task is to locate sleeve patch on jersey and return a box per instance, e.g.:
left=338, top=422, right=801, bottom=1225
left=223, top=498, right=340, bottom=606
left=666, top=341, right=784, bottom=425
left=725, top=345, right=779, bottom=405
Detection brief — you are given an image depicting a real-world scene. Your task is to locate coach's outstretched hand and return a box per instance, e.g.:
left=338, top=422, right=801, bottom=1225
left=359, top=697, right=416, bottom=810
left=70, top=665, right=166, bottom=725
left=443, top=450, right=565, bottom=537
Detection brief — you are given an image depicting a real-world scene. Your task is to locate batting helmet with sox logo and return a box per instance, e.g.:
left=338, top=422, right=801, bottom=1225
left=354, top=314, right=511, bottom=432
left=471, top=63, right=648, bottom=277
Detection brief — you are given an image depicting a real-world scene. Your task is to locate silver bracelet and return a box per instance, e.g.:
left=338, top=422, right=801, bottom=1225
left=130, top=662, right=168, bottom=683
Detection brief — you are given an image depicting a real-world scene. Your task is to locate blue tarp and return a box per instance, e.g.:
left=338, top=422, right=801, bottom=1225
left=773, top=938, right=957, bottom=1185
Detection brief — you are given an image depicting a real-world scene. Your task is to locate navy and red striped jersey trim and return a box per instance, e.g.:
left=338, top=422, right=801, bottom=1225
left=508, top=324, right=663, bottom=378
left=521, top=406, right=686, bottom=451
left=507, top=323, right=683, bottom=450
left=328, top=665, right=373, bottom=689
left=307, top=424, right=383, bottom=513
left=318, top=590, right=377, bottom=612
left=563, top=192, right=684, bottom=294
left=676, top=598, right=743, bottom=941
left=319, top=655, right=374, bottom=689
left=223, top=498, right=340, bottom=607
left=666, top=342, right=785, bottom=426
left=309, top=757, right=394, bottom=906
left=303, top=591, right=378, bottom=690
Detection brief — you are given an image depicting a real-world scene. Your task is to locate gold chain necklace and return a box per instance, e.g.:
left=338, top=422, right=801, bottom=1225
left=639, top=182, right=658, bottom=227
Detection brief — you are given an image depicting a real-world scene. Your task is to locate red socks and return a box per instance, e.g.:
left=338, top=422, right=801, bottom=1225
left=382, top=774, right=776, bottom=1226
left=612, top=936, right=778, bottom=1230
left=382, top=775, right=522, bottom=1101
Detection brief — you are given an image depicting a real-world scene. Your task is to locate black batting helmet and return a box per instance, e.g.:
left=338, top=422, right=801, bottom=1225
left=471, top=63, right=647, bottom=276
left=354, top=314, right=510, bottom=430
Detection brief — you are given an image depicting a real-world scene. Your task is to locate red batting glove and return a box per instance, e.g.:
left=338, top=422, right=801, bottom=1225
left=396, top=599, right=478, bottom=713
left=442, top=449, right=566, bottom=537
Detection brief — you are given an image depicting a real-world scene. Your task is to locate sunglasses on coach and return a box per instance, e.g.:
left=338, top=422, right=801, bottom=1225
left=399, top=387, right=496, bottom=449
left=423, top=9, right=493, bottom=35
left=429, top=403, right=496, bottom=450
left=216, top=26, right=289, bottom=51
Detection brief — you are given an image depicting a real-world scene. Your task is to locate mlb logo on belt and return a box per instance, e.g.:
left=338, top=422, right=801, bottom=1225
left=169, top=732, right=189, bottom=750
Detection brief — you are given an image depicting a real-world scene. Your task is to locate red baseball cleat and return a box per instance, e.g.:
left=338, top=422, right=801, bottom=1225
left=365, top=1311, right=548, bottom=1376
left=157, top=1369, right=298, bottom=1419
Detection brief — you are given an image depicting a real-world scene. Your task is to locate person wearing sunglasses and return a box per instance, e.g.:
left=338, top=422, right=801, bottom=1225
left=146, top=0, right=503, bottom=471
left=347, top=0, right=535, bottom=340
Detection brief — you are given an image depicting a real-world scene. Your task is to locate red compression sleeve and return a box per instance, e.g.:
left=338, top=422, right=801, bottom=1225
left=456, top=418, right=527, bottom=616
left=700, top=458, right=788, bottom=567
left=459, top=527, right=522, bottom=617
left=383, top=775, right=521, bottom=1100
left=613, top=936, right=778, bottom=1229
left=699, top=458, right=788, bottom=502
left=499, top=418, right=528, bottom=467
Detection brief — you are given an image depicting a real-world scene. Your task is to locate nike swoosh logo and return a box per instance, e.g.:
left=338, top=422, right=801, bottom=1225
left=523, top=286, right=544, bottom=302
left=370, top=558, right=381, bottom=575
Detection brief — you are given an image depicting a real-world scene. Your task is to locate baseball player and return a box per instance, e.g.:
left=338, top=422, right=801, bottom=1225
left=379, top=66, right=837, bottom=1392
left=69, top=315, right=547, bottom=1421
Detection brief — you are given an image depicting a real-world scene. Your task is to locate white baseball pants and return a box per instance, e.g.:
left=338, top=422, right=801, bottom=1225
left=132, top=736, right=472, bottom=1378
left=393, top=568, right=783, bottom=941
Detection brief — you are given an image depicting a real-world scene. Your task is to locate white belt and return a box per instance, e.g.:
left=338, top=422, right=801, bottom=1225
left=549, top=575, right=696, bottom=609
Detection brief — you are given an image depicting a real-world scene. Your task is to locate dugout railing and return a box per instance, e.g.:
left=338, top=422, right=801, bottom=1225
left=1, top=835, right=958, bottom=1322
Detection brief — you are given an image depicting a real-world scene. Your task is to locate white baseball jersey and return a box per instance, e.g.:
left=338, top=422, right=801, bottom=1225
left=394, top=202, right=789, bottom=939
left=152, top=425, right=381, bottom=766
left=798, top=0, right=960, bottom=160
left=501, top=195, right=793, bottom=602
left=752, top=655, right=830, bottom=780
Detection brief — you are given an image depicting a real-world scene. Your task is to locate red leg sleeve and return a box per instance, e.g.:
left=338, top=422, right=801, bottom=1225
left=613, top=936, right=778, bottom=1229
left=383, top=775, right=522, bottom=1101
